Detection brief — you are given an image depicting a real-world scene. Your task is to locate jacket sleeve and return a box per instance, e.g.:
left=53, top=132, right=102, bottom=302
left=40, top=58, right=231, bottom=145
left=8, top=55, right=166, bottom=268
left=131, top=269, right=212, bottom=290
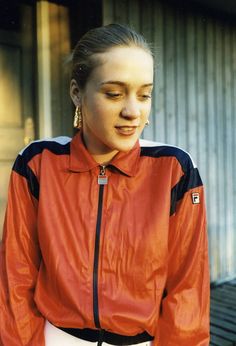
left=0, top=154, right=45, bottom=345
left=155, top=166, right=210, bottom=346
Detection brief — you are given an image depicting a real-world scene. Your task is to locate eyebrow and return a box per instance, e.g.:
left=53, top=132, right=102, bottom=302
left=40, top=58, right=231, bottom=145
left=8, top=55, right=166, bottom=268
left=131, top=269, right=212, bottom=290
left=100, top=81, right=153, bottom=88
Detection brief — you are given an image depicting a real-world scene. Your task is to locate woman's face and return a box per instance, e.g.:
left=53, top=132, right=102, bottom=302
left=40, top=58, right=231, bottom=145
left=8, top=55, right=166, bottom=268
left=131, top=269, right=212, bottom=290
left=71, top=46, right=153, bottom=163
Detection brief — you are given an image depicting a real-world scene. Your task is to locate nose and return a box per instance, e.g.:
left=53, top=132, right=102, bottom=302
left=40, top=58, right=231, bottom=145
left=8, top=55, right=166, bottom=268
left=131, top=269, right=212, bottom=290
left=121, top=98, right=141, bottom=119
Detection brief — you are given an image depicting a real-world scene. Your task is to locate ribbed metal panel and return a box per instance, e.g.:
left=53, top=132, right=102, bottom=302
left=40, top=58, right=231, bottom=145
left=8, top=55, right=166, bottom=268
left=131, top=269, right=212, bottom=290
left=103, top=0, right=236, bottom=283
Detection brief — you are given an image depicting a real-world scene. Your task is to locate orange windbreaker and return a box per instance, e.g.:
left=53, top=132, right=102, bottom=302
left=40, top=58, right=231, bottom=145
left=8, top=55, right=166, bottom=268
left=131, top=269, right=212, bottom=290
left=0, top=131, right=210, bottom=345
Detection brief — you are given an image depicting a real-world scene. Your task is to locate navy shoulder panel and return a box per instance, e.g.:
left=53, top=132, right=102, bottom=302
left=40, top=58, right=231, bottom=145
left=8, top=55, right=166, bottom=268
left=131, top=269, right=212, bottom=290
left=140, top=143, right=194, bottom=173
left=139, top=140, right=203, bottom=216
left=19, top=136, right=71, bottom=164
left=12, top=137, right=71, bottom=200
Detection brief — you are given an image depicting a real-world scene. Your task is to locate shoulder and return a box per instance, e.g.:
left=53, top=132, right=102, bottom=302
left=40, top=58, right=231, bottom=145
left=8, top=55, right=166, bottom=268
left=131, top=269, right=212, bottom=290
left=139, top=139, right=196, bottom=173
left=19, top=136, right=72, bottom=164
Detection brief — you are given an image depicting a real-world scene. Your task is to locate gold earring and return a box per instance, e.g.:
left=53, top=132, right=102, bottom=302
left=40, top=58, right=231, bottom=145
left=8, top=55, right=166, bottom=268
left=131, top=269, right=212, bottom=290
left=73, top=106, right=82, bottom=129
left=145, top=119, right=150, bottom=126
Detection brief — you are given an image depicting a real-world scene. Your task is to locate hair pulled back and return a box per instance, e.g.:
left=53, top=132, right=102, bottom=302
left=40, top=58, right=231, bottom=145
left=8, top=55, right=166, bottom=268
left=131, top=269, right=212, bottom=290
left=71, top=23, right=153, bottom=91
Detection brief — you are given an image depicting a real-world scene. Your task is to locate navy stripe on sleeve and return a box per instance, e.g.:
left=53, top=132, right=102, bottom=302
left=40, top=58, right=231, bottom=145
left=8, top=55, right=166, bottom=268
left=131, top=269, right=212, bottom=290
left=170, top=167, right=203, bottom=215
left=140, top=144, right=203, bottom=215
left=12, top=138, right=71, bottom=201
left=13, top=155, right=40, bottom=200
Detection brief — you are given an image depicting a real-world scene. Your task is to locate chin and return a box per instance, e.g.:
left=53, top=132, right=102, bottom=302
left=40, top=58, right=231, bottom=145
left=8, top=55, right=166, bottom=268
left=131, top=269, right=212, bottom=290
left=114, top=141, right=138, bottom=153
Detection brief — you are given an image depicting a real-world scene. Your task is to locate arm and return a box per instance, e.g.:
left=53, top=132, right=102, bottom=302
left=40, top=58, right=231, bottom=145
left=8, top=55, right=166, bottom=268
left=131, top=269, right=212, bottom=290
left=155, top=168, right=210, bottom=346
left=0, top=154, right=45, bottom=345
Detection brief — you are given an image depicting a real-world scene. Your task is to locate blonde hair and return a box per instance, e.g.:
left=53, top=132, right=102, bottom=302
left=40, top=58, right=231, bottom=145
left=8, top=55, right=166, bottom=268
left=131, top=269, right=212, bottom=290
left=71, top=23, right=153, bottom=90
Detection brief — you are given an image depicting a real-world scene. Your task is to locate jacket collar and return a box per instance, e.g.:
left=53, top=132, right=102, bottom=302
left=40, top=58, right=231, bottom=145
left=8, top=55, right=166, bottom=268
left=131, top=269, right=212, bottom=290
left=69, top=131, right=140, bottom=177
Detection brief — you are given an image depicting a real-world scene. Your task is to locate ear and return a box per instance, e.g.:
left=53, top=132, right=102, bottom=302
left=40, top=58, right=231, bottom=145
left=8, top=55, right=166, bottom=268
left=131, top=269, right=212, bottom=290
left=70, top=79, right=82, bottom=107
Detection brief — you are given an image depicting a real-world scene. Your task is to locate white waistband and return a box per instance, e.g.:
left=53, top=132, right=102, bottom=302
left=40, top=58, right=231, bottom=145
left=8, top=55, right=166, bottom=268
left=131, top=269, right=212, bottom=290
left=44, top=320, right=152, bottom=346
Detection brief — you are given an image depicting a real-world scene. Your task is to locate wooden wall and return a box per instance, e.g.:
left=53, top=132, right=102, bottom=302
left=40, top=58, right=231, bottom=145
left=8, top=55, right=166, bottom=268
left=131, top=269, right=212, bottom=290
left=103, top=0, right=236, bottom=283
left=37, top=1, right=72, bottom=139
left=0, top=3, right=36, bottom=238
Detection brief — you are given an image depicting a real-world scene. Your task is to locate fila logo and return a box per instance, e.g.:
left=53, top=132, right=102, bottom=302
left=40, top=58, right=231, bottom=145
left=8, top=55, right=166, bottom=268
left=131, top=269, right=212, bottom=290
left=192, top=192, right=200, bottom=204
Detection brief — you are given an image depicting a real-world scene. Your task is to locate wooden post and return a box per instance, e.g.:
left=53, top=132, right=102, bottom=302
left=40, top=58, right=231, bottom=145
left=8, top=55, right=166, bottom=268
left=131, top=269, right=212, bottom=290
left=37, top=1, right=52, bottom=138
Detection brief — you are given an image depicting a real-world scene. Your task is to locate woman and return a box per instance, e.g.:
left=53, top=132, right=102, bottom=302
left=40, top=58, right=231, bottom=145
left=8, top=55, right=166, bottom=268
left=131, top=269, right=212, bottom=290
left=0, top=24, right=210, bottom=345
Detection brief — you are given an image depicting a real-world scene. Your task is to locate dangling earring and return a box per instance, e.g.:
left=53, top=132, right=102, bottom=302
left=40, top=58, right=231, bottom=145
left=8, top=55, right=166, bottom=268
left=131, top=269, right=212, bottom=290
left=145, top=119, right=150, bottom=126
left=73, top=106, right=82, bottom=129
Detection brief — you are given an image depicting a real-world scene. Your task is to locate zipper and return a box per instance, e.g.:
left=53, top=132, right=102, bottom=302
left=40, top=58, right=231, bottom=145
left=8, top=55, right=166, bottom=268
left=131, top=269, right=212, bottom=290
left=93, top=165, right=108, bottom=329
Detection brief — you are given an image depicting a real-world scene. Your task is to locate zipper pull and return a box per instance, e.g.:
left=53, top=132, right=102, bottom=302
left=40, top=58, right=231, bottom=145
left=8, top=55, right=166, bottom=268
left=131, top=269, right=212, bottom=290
left=98, top=165, right=108, bottom=185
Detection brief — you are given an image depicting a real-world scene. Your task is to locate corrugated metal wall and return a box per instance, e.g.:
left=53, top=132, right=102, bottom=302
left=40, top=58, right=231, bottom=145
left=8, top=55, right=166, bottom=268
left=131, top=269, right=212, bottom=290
left=103, top=0, right=236, bottom=283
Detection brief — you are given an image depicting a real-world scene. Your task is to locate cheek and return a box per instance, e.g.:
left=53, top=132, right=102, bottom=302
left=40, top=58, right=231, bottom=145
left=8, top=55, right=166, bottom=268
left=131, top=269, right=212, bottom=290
left=146, top=101, right=152, bottom=113
left=83, top=99, right=99, bottom=120
left=90, top=100, right=118, bottom=122
left=84, top=103, right=112, bottom=131
left=140, top=103, right=151, bottom=121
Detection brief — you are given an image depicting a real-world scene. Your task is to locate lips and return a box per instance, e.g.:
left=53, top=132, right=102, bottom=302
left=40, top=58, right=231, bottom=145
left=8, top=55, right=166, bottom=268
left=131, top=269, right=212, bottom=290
left=115, top=126, right=137, bottom=136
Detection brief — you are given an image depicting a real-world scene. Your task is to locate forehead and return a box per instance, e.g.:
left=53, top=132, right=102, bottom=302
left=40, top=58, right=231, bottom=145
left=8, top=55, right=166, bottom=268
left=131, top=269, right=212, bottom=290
left=90, top=46, right=153, bottom=86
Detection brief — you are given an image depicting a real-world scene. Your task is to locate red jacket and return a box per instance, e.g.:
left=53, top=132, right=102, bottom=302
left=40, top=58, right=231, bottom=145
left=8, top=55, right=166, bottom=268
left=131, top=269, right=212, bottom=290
left=0, top=131, right=210, bottom=345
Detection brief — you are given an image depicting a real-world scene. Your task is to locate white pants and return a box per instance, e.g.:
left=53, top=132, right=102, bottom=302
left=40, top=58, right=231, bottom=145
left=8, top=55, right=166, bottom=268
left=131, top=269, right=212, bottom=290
left=44, top=320, right=152, bottom=346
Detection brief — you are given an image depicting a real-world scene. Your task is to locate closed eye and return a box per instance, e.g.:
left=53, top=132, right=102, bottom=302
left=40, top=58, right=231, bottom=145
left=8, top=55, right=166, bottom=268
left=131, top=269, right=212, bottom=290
left=140, top=94, right=152, bottom=100
left=106, top=92, right=122, bottom=99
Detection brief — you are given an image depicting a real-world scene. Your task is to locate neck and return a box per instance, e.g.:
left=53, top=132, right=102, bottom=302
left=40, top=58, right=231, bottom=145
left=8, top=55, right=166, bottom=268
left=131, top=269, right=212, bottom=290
left=81, top=130, right=119, bottom=164
left=92, top=151, right=119, bottom=165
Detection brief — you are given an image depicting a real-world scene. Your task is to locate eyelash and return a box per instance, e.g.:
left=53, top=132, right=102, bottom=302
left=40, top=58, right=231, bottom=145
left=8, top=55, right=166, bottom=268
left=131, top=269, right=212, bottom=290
left=106, top=92, right=121, bottom=98
left=105, top=93, right=152, bottom=100
left=141, top=94, right=152, bottom=100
